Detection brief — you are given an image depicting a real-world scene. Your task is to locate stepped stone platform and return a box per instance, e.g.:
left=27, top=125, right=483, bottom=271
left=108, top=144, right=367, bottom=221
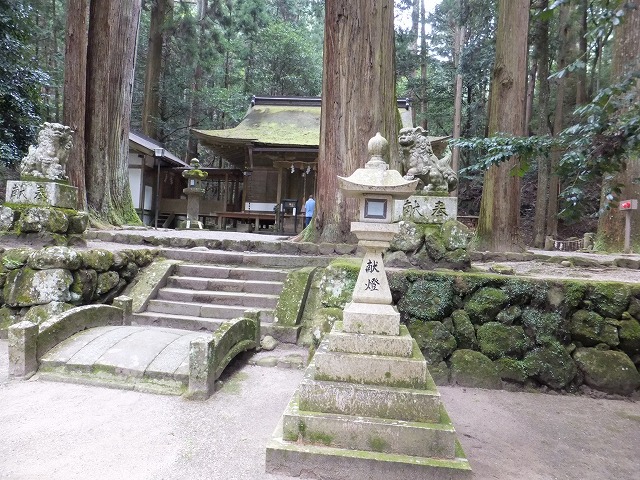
left=38, top=325, right=205, bottom=395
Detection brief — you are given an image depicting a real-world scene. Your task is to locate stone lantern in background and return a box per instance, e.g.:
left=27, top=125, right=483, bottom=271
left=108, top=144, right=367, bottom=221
left=178, top=158, right=208, bottom=230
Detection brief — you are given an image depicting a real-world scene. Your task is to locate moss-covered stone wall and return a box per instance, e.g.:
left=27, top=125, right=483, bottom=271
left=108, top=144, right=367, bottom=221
left=0, top=246, right=157, bottom=338
left=315, top=262, right=640, bottom=396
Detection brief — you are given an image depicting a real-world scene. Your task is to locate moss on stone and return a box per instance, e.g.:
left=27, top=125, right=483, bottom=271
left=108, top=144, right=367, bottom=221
left=564, top=281, right=587, bottom=311
left=407, top=320, right=457, bottom=364
left=274, top=267, right=314, bottom=327
left=523, top=341, right=577, bottom=389
left=2, top=247, right=35, bottom=270
left=586, top=282, right=631, bottom=319
left=465, top=287, right=509, bottom=324
left=477, top=322, right=529, bottom=360
left=449, top=349, right=502, bottom=389
left=398, top=278, right=455, bottom=322
left=570, top=309, right=619, bottom=347
left=495, top=305, right=522, bottom=326
left=618, top=318, right=640, bottom=356
left=494, top=357, right=528, bottom=383
left=80, top=249, right=114, bottom=272
left=573, top=347, right=640, bottom=395
left=319, top=260, right=359, bottom=308
left=451, top=309, right=477, bottom=350
left=521, top=308, right=568, bottom=346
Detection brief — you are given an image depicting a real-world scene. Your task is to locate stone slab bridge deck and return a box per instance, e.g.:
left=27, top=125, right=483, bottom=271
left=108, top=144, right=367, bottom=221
left=7, top=298, right=261, bottom=399
left=38, top=325, right=205, bottom=395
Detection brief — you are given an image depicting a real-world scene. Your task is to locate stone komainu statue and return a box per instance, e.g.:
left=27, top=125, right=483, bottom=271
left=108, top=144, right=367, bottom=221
left=20, top=122, right=73, bottom=181
left=398, top=127, right=457, bottom=193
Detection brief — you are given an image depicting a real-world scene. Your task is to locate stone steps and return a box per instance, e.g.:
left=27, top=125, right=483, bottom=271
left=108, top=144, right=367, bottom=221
left=283, top=400, right=457, bottom=459
left=156, top=287, right=280, bottom=309
left=134, top=262, right=286, bottom=337
left=167, top=276, right=284, bottom=295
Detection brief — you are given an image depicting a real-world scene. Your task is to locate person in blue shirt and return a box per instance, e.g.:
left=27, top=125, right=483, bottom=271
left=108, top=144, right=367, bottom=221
left=304, top=195, right=315, bottom=227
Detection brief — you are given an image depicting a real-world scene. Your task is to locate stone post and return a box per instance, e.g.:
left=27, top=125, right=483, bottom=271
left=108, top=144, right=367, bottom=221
left=187, top=335, right=216, bottom=400
left=113, top=295, right=133, bottom=326
left=8, top=321, right=39, bottom=379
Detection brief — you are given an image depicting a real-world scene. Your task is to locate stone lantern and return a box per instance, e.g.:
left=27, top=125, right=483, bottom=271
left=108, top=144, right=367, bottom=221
left=337, top=132, right=417, bottom=327
left=266, top=132, right=471, bottom=479
left=178, top=158, right=208, bottom=230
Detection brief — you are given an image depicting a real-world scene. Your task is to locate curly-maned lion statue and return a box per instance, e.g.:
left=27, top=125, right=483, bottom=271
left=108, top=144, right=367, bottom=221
left=20, top=122, right=73, bottom=181
left=398, top=127, right=457, bottom=193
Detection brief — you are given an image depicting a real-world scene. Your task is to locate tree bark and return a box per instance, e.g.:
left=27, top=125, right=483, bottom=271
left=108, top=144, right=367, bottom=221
left=546, top=2, right=571, bottom=240
left=317, top=0, right=398, bottom=243
left=62, top=0, right=89, bottom=211
left=142, top=0, right=173, bottom=139
left=597, top=4, right=640, bottom=251
left=532, top=0, right=551, bottom=248
left=475, top=0, right=529, bottom=252
left=85, top=0, right=142, bottom=225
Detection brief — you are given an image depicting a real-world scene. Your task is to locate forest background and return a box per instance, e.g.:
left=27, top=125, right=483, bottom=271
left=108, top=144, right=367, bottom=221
left=1, top=0, right=638, bottom=250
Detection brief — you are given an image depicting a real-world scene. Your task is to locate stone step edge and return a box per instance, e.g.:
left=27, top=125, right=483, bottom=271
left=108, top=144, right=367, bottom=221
left=35, top=367, right=187, bottom=396
left=168, top=275, right=284, bottom=287
left=297, top=362, right=441, bottom=423
left=266, top=418, right=472, bottom=476
left=158, top=287, right=280, bottom=300
left=134, top=309, right=275, bottom=324
left=146, top=299, right=274, bottom=314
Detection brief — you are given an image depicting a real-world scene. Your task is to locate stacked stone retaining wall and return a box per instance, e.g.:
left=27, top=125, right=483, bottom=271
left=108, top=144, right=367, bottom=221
left=0, top=246, right=156, bottom=338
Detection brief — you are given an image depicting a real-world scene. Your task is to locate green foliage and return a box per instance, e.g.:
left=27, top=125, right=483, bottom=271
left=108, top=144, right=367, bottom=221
left=0, top=1, right=46, bottom=165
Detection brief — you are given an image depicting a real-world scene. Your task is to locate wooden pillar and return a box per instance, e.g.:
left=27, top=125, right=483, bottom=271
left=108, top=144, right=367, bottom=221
left=276, top=167, right=283, bottom=230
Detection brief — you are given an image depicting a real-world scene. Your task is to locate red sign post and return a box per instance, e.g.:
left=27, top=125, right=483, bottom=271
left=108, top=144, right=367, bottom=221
left=619, top=199, right=638, bottom=253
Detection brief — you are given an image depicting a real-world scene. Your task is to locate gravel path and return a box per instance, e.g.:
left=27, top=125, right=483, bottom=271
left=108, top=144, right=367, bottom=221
left=2, top=339, right=639, bottom=480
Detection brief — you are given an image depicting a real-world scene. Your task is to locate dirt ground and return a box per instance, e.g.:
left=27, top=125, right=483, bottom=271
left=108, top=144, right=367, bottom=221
left=1, top=339, right=639, bottom=480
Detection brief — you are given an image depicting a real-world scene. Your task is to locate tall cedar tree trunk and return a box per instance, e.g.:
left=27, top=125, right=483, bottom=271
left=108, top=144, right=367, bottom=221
left=63, top=0, right=89, bottom=210
left=575, top=0, right=588, bottom=105
left=596, top=4, right=640, bottom=251
left=142, top=0, right=173, bottom=139
left=451, top=0, right=465, bottom=194
left=85, top=0, right=142, bottom=225
left=475, top=0, right=529, bottom=252
left=546, top=3, right=571, bottom=239
left=532, top=0, right=551, bottom=248
left=316, top=0, right=399, bottom=243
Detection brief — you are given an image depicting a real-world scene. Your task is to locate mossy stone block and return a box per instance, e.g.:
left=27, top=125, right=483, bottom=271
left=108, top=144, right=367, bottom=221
left=496, top=305, right=522, bottom=325
left=573, top=347, right=640, bottom=395
left=465, top=287, right=509, bottom=324
left=494, top=358, right=527, bottom=384
left=27, top=246, right=81, bottom=270
left=70, top=269, right=98, bottom=303
left=619, top=319, right=640, bottom=356
left=570, top=309, right=619, bottom=347
left=2, top=247, right=35, bottom=270
left=397, top=278, right=455, bottom=322
left=407, top=320, right=457, bottom=364
left=319, top=260, right=359, bottom=309
left=523, top=342, right=577, bottom=389
left=4, top=267, right=73, bottom=307
left=441, top=219, right=471, bottom=250
left=19, top=207, right=69, bottom=233
left=390, top=220, right=424, bottom=253
left=429, top=361, right=450, bottom=385
left=586, top=282, right=631, bottom=319
left=23, top=301, right=75, bottom=325
left=80, top=249, right=114, bottom=272
left=67, top=211, right=89, bottom=234
left=477, top=322, right=529, bottom=360
left=95, top=271, right=120, bottom=296
left=521, top=308, right=568, bottom=345
left=450, top=349, right=502, bottom=389
left=451, top=309, right=477, bottom=350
